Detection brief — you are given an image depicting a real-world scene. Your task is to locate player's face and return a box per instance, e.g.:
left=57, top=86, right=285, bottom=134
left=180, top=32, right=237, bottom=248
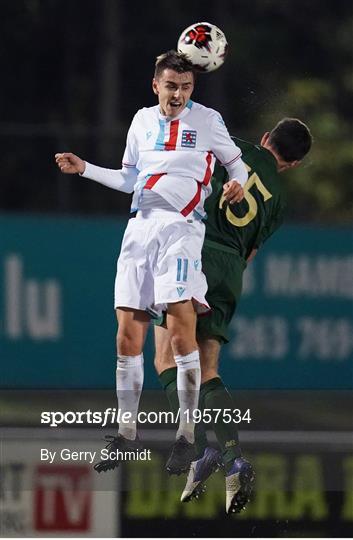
left=152, top=69, right=194, bottom=118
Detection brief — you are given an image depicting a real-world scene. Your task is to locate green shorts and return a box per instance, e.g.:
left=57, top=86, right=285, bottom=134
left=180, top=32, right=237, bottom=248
left=197, top=239, right=247, bottom=344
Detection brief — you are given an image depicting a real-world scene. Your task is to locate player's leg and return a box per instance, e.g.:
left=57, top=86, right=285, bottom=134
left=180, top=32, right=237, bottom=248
left=94, top=216, right=153, bottom=473
left=154, top=324, right=209, bottom=459
left=178, top=339, right=224, bottom=503
left=196, top=242, right=244, bottom=465
left=154, top=323, right=179, bottom=421
left=156, top=302, right=199, bottom=474
left=198, top=338, right=254, bottom=513
left=180, top=338, right=235, bottom=504
left=113, top=216, right=157, bottom=441
left=155, top=324, right=220, bottom=498
left=195, top=243, right=255, bottom=512
left=94, top=307, right=149, bottom=473
left=116, top=307, right=150, bottom=440
left=198, top=337, right=242, bottom=464
left=154, top=218, right=208, bottom=473
left=166, top=299, right=200, bottom=445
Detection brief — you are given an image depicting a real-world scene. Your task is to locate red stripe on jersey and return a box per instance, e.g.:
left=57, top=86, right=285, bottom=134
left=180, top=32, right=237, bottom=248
left=165, top=120, right=179, bottom=151
left=144, top=173, right=166, bottom=190
left=181, top=183, right=202, bottom=217
left=202, top=151, right=213, bottom=186
left=180, top=151, right=213, bottom=216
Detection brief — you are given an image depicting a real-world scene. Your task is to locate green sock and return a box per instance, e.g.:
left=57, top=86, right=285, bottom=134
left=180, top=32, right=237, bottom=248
left=158, top=367, right=208, bottom=458
left=158, top=367, right=179, bottom=415
left=200, top=377, right=242, bottom=471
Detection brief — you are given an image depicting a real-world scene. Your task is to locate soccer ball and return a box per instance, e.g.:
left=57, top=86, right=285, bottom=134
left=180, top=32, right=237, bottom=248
left=177, top=22, right=228, bottom=72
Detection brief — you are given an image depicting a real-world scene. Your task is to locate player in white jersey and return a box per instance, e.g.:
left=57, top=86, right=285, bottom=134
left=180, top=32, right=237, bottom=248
left=55, top=50, right=248, bottom=475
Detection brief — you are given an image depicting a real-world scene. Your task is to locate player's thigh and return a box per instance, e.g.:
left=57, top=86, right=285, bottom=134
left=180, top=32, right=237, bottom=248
left=167, top=300, right=198, bottom=355
left=167, top=299, right=197, bottom=331
left=155, top=218, right=208, bottom=313
left=197, top=245, right=246, bottom=344
left=114, top=217, right=157, bottom=311
left=154, top=325, right=175, bottom=374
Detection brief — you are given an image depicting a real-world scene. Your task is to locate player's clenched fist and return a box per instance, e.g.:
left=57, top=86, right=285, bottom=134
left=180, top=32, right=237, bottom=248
left=223, top=179, right=244, bottom=204
left=55, top=152, right=86, bottom=175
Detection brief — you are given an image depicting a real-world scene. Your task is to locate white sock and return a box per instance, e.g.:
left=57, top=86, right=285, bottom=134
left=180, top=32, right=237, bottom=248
left=116, top=354, right=144, bottom=440
left=174, top=350, right=201, bottom=443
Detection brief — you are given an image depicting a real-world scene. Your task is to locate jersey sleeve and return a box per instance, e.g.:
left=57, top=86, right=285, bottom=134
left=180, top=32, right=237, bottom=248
left=81, top=162, right=138, bottom=193
left=209, top=112, right=248, bottom=186
left=212, top=160, right=229, bottom=183
left=121, top=111, right=140, bottom=168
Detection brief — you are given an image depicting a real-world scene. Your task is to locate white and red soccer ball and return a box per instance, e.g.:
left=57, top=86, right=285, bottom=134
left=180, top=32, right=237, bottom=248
left=177, top=22, right=228, bottom=72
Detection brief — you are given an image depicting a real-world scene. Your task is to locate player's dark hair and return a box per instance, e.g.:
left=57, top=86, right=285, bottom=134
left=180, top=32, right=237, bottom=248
left=154, top=50, right=196, bottom=79
left=269, top=118, right=313, bottom=162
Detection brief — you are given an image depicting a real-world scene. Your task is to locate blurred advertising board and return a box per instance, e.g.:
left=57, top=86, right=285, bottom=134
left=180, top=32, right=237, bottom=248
left=121, top=443, right=353, bottom=537
left=0, top=439, right=117, bottom=537
left=1, top=429, right=351, bottom=537
left=1, top=214, right=352, bottom=389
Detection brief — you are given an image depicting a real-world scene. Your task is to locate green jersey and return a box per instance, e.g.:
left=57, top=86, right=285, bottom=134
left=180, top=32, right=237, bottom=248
left=204, top=137, right=286, bottom=260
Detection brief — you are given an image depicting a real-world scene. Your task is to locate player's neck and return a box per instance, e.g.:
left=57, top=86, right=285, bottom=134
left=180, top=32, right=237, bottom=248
left=158, top=105, right=190, bottom=121
left=262, top=142, right=292, bottom=173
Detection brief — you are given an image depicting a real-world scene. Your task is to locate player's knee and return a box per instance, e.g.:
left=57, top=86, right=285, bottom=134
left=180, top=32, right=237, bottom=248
left=169, top=332, right=197, bottom=357
left=201, top=367, right=219, bottom=384
left=117, top=332, right=142, bottom=356
left=154, top=352, right=162, bottom=373
left=154, top=339, right=176, bottom=374
left=169, top=333, right=183, bottom=354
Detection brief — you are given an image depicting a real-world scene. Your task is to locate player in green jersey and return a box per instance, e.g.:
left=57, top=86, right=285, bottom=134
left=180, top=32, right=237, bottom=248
left=154, top=118, right=313, bottom=513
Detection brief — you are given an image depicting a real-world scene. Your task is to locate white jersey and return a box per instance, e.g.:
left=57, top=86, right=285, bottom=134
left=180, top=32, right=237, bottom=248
left=123, top=101, right=244, bottom=217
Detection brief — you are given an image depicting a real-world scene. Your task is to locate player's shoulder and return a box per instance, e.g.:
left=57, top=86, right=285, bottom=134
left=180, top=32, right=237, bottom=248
left=230, top=136, right=282, bottom=190
left=232, top=136, right=277, bottom=171
left=190, top=101, right=216, bottom=114
left=231, top=136, right=255, bottom=154
left=189, top=101, right=225, bottom=123
left=133, top=105, right=159, bottom=119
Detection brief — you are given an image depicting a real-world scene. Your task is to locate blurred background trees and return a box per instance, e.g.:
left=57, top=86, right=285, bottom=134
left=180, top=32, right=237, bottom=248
left=0, top=0, right=351, bottom=223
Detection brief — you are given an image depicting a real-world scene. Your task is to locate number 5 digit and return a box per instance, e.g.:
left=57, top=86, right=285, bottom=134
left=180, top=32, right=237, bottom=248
left=219, top=170, right=272, bottom=227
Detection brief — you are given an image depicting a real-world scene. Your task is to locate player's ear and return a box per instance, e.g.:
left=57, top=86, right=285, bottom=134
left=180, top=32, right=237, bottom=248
left=260, top=132, right=270, bottom=146
left=152, top=78, right=159, bottom=95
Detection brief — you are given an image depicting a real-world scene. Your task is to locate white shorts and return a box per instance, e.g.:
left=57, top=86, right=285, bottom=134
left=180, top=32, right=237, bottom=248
left=114, top=209, right=210, bottom=316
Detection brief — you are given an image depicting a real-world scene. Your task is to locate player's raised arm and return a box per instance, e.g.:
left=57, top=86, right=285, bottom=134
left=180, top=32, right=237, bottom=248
left=80, top=161, right=138, bottom=194
left=55, top=153, right=138, bottom=194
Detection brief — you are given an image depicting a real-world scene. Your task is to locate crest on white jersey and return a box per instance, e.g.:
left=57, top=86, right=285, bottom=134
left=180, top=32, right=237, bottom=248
left=181, top=130, right=197, bottom=148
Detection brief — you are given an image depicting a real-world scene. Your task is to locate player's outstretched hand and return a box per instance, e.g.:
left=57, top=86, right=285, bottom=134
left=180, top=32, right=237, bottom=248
left=223, top=179, right=244, bottom=204
left=55, top=152, right=86, bottom=175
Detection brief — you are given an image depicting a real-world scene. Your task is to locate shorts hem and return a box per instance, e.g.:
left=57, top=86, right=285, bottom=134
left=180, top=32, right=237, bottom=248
left=156, top=296, right=210, bottom=315
left=196, top=327, right=229, bottom=344
left=114, top=302, right=151, bottom=311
